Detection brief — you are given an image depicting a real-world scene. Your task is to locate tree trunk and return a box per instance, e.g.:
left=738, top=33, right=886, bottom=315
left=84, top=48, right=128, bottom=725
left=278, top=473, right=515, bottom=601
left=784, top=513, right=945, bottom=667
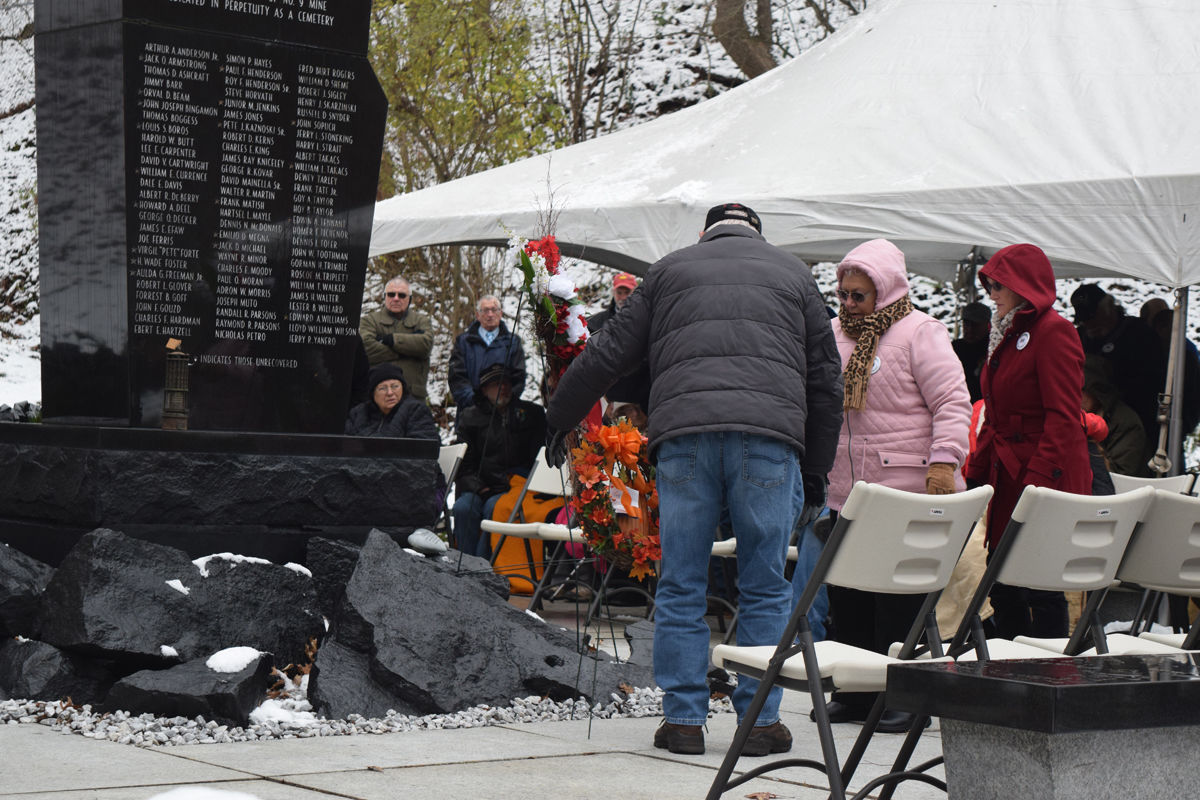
left=713, top=0, right=776, bottom=79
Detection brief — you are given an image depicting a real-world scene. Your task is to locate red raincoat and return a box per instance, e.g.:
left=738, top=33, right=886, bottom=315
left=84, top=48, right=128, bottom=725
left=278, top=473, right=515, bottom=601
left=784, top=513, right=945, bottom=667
left=964, top=244, right=1091, bottom=549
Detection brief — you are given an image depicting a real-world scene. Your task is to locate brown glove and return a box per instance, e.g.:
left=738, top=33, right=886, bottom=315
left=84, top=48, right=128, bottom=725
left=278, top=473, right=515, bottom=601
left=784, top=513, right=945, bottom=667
left=925, top=462, right=957, bottom=495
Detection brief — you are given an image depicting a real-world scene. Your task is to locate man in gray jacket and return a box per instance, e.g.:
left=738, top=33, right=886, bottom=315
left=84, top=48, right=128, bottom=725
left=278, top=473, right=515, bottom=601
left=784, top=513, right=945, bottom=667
left=546, top=203, right=842, bottom=756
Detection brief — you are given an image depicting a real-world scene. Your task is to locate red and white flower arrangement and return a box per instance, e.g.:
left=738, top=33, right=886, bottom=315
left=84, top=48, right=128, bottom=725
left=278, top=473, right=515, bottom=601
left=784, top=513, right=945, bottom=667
left=508, top=230, right=589, bottom=382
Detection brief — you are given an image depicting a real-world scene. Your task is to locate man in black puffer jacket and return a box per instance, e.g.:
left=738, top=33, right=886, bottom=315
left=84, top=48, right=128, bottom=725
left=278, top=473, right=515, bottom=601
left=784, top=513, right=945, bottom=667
left=546, top=203, right=842, bottom=757
left=345, top=364, right=438, bottom=440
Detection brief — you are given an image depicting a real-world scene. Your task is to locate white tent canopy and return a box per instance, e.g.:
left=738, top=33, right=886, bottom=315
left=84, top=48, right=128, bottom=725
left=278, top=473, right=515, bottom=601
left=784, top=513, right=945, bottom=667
left=370, top=0, right=1200, bottom=288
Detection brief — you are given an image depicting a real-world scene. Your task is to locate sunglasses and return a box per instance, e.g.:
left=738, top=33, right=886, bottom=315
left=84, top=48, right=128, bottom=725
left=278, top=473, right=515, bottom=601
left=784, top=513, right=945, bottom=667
left=836, top=288, right=873, bottom=304
left=981, top=278, right=1004, bottom=294
left=386, top=291, right=408, bottom=299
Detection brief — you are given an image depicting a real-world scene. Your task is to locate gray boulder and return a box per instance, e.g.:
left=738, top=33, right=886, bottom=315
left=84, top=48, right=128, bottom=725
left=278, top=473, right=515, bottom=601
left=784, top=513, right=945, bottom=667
left=105, top=650, right=273, bottom=727
left=310, top=530, right=652, bottom=718
left=0, top=638, right=120, bottom=705
left=37, top=529, right=323, bottom=669
left=0, top=542, right=53, bottom=637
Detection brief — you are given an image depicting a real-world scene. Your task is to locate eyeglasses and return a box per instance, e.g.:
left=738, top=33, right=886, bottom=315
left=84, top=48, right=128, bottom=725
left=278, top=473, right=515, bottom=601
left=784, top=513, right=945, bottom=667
left=386, top=292, right=408, bottom=299
left=837, top=288, right=874, bottom=304
left=478, top=306, right=501, bottom=315
left=981, top=278, right=1004, bottom=294
left=374, top=381, right=403, bottom=395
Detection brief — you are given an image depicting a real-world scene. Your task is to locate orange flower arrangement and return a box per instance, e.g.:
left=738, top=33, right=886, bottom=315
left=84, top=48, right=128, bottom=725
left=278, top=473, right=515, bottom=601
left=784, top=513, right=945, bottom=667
left=568, top=420, right=660, bottom=581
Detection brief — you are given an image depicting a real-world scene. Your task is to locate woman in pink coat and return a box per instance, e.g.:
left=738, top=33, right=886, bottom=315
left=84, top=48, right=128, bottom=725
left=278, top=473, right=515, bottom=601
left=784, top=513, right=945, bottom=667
left=964, top=243, right=1090, bottom=639
left=820, top=239, right=971, bottom=731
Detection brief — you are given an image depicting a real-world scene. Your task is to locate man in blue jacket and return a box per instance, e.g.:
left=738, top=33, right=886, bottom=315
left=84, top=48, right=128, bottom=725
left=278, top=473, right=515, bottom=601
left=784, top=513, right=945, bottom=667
left=448, top=295, right=527, bottom=410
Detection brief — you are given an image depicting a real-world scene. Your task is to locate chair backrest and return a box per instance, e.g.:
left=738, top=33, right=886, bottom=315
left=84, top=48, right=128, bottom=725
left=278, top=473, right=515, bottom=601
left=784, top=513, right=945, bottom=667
left=823, top=482, right=993, bottom=594
left=438, top=443, right=468, bottom=484
left=1116, top=488, right=1200, bottom=595
left=1111, top=471, right=1195, bottom=496
left=523, top=447, right=573, bottom=497
left=993, top=484, right=1156, bottom=592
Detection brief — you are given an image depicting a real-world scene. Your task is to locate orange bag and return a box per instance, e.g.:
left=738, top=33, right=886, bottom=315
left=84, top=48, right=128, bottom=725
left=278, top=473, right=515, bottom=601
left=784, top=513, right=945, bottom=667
left=489, top=473, right=566, bottom=595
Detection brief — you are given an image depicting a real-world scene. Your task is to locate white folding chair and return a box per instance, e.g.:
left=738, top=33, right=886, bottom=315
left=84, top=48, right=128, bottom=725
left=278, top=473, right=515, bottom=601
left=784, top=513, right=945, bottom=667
left=1109, top=489, right=1200, bottom=651
left=1109, top=471, right=1197, bottom=632
left=436, top=443, right=467, bottom=541
left=706, top=481, right=994, bottom=800
left=1110, top=472, right=1196, bottom=496
left=480, top=447, right=572, bottom=601
left=945, top=484, right=1156, bottom=661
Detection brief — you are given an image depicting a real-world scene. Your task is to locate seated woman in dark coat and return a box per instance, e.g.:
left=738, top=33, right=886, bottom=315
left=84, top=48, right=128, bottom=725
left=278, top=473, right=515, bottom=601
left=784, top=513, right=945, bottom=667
left=345, top=364, right=438, bottom=439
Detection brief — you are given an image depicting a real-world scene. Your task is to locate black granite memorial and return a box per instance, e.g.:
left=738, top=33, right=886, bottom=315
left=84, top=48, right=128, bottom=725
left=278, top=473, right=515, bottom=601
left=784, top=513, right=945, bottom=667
left=35, top=0, right=386, bottom=432
left=4, top=3, right=437, bottom=568
left=887, top=655, right=1200, bottom=799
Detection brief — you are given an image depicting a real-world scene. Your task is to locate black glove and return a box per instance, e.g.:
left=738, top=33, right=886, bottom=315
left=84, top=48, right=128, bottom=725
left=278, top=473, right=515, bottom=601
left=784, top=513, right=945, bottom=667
left=546, top=428, right=571, bottom=468
left=796, top=473, right=828, bottom=529
left=379, top=333, right=395, bottom=348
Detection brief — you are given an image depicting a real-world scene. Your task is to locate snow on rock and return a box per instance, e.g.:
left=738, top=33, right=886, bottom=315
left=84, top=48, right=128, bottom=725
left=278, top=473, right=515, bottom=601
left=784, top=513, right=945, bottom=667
left=192, top=553, right=272, bottom=578
left=205, top=647, right=262, bottom=674
left=164, top=579, right=190, bottom=596
left=281, top=562, right=311, bottom=578
left=160, top=645, right=179, bottom=658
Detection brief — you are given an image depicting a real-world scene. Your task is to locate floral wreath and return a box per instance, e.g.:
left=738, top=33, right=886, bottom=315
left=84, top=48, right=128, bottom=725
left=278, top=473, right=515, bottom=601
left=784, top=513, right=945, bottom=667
left=569, top=420, right=660, bottom=581
left=507, top=230, right=589, bottom=383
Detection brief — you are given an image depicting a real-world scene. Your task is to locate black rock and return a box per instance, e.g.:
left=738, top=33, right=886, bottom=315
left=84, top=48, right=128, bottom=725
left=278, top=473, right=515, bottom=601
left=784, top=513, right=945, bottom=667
left=37, top=529, right=323, bottom=669
left=188, top=554, right=323, bottom=670
left=623, top=620, right=656, bottom=668
left=306, top=536, right=363, bottom=620
left=420, top=546, right=511, bottom=601
left=0, top=542, right=53, bottom=637
left=104, top=650, right=274, bottom=727
left=36, top=529, right=201, bottom=666
left=307, top=638, right=421, bottom=720
left=0, top=638, right=122, bottom=705
left=311, top=530, right=652, bottom=717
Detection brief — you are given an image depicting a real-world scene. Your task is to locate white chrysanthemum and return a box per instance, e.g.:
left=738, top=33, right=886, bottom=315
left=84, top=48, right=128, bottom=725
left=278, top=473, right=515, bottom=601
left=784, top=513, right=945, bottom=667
left=566, top=310, right=589, bottom=344
left=547, top=273, right=576, bottom=301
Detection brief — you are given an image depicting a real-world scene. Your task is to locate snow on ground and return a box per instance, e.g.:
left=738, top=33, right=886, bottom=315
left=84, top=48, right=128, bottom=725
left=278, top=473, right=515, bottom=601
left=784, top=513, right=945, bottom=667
left=0, top=314, right=39, bottom=407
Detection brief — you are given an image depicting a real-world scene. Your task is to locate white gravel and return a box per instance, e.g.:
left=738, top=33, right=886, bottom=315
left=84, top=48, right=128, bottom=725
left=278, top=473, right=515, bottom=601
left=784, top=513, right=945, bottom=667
left=0, top=686, right=733, bottom=748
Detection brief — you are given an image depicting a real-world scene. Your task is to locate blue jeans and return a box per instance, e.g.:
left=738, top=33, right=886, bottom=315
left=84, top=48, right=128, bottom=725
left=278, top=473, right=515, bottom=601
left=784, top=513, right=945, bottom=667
left=654, top=432, right=798, bottom=726
left=790, top=508, right=830, bottom=641
left=452, top=492, right=502, bottom=558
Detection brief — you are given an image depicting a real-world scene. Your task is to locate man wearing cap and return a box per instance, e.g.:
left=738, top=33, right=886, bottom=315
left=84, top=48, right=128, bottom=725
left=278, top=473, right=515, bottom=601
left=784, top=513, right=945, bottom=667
left=545, top=202, right=843, bottom=756
left=448, top=295, right=528, bottom=411
left=588, top=272, right=651, bottom=415
left=1071, top=284, right=1165, bottom=472
left=359, top=277, right=434, bottom=400
left=587, top=272, right=639, bottom=334
left=952, top=301, right=991, bottom=403
left=452, top=364, right=546, bottom=558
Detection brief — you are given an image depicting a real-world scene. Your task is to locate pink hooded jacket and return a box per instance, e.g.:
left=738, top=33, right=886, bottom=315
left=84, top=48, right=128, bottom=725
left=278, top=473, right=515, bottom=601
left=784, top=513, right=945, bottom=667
left=826, top=239, right=972, bottom=510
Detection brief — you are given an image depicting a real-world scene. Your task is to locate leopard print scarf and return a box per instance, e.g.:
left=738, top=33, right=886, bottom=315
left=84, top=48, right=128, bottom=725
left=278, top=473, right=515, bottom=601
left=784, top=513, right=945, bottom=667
left=838, top=294, right=913, bottom=411
left=986, top=303, right=1029, bottom=362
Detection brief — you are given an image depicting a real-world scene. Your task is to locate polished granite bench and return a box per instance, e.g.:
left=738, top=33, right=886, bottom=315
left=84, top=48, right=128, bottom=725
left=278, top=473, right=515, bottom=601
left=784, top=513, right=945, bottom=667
left=888, top=654, right=1200, bottom=800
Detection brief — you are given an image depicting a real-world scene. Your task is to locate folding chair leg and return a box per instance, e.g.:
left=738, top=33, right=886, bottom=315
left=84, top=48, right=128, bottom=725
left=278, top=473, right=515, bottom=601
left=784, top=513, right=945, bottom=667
left=876, top=713, right=937, bottom=800
left=838, top=692, right=887, bottom=791
left=528, top=541, right=569, bottom=612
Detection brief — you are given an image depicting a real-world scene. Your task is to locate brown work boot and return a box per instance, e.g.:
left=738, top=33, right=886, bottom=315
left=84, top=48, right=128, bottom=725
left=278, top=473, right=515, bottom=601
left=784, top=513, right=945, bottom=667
left=741, top=720, right=792, bottom=756
left=653, top=720, right=705, bottom=754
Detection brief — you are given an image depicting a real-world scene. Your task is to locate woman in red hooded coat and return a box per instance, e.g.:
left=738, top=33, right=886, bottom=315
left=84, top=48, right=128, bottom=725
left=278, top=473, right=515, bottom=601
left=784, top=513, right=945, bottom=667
left=964, top=243, right=1092, bottom=639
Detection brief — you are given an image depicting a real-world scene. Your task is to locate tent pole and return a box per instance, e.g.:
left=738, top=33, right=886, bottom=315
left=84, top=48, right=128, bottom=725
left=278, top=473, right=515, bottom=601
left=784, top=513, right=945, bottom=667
left=1150, top=288, right=1187, bottom=476
left=1167, top=288, right=1190, bottom=473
